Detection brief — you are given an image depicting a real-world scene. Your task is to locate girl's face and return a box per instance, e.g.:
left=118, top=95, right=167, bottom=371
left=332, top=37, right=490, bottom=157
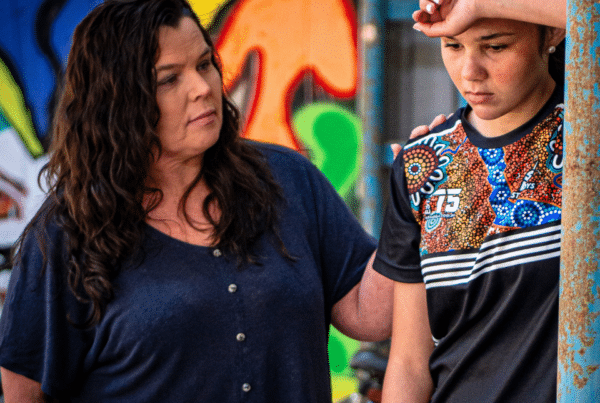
left=154, top=17, right=223, bottom=165
left=441, top=19, right=563, bottom=135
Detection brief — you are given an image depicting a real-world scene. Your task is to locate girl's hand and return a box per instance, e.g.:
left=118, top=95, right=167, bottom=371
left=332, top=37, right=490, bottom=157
left=413, top=0, right=480, bottom=37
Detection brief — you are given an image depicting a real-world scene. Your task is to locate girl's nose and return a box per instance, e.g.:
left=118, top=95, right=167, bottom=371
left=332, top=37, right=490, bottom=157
left=461, top=53, right=486, bottom=81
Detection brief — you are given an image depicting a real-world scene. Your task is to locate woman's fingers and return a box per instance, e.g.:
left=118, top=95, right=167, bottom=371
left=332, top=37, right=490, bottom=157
left=390, top=143, right=403, bottom=159
left=429, top=114, right=448, bottom=129
left=409, top=113, right=452, bottom=140
left=410, top=125, right=431, bottom=139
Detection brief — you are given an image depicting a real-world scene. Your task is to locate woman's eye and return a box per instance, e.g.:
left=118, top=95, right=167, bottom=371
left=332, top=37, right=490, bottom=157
left=198, top=60, right=211, bottom=71
left=158, top=75, right=177, bottom=86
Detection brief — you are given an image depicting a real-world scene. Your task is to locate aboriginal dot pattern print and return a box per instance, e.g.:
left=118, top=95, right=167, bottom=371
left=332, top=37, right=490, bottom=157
left=405, top=145, right=440, bottom=195
left=404, top=105, right=563, bottom=255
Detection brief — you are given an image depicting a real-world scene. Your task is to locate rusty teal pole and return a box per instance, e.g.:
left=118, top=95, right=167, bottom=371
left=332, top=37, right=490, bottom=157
left=558, top=0, right=600, bottom=401
left=358, top=0, right=384, bottom=237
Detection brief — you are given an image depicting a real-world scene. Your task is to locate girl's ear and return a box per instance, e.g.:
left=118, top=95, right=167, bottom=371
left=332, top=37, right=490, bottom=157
left=546, top=27, right=566, bottom=49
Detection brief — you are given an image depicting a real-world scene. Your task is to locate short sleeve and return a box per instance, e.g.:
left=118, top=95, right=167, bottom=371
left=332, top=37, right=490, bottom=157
left=304, top=161, right=377, bottom=308
left=0, top=213, right=92, bottom=398
left=259, top=142, right=377, bottom=316
left=373, top=152, right=423, bottom=283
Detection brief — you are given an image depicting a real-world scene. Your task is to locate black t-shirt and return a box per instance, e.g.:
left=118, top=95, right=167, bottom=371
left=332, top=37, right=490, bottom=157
left=0, top=141, right=376, bottom=402
left=375, top=89, right=564, bottom=402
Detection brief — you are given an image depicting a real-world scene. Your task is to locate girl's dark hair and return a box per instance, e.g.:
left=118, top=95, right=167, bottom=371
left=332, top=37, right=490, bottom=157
left=549, top=39, right=565, bottom=86
left=538, top=26, right=566, bottom=85
left=15, top=0, right=288, bottom=327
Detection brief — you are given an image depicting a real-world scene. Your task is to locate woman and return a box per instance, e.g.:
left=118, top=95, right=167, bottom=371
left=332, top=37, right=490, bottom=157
left=0, top=1, right=392, bottom=401
left=374, top=18, right=565, bottom=402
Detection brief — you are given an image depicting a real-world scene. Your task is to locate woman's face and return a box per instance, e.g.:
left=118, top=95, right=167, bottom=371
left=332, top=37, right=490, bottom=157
left=154, top=17, right=223, bottom=165
left=441, top=19, right=556, bottom=132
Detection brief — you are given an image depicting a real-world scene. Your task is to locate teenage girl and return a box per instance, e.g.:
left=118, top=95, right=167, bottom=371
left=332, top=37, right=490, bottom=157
left=374, top=17, right=565, bottom=403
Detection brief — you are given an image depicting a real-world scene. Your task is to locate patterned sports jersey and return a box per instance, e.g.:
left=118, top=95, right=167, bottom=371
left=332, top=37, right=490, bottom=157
left=374, top=88, right=563, bottom=403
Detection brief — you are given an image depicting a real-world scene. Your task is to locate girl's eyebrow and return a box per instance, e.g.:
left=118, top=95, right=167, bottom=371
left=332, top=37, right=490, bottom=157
left=443, top=32, right=516, bottom=42
left=478, top=33, right=516, bottom=41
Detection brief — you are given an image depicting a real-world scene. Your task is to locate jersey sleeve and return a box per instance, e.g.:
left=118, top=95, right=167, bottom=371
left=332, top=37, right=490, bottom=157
left=373, top=152, right=424, bottom=283
left=0, top=212, right=92, bottom=398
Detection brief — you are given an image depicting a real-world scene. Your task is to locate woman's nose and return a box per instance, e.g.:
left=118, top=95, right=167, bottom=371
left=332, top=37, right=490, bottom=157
left=189, top=73, right=211, bottom=100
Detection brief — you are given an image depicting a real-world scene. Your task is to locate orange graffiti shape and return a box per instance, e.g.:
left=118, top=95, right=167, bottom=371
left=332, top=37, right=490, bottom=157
left=215, top=0, right=357, bottom=150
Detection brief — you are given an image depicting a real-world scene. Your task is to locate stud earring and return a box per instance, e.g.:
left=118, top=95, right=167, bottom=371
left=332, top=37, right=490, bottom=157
left=548, top=46, right=556, bottom=54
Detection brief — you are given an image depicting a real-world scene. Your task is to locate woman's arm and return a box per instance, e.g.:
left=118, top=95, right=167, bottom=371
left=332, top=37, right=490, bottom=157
left=413, top=0, right=566, bottom=37
left=1, top=367, right=51, bottom=403
left=381, top=281, right=434, bottom=402
left=330, top=122, right=448, bottom=341
left=331, top=252, right=394, bottom=341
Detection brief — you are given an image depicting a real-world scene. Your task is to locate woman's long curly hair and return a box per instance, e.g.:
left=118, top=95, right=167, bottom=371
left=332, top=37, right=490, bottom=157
left=16, top=0, right=288, bottom=327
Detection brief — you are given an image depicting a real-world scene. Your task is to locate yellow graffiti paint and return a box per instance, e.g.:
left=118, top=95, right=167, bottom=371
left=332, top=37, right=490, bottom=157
left=188, top=0, right=230, bottom=26
left=0, top=58, right=43, bottom=157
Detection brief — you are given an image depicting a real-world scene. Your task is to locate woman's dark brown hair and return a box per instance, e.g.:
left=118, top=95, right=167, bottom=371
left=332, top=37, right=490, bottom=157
left=14, top=0, right=288, bottom=327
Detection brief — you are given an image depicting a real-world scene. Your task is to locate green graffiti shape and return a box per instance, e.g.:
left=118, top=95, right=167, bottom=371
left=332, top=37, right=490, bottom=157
left=327, top=328, right=348, bottom=374
left=328, top=326, right=360, bottom=375
left=0, top=58, right=43, bottom=157
left=292, top=103, right=362, bottom=199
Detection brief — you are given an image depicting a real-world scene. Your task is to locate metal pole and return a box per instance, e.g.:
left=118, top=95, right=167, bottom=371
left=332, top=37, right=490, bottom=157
left=558, top=0, right=600, bottom=401
left=358, top=0, right=384, bottom=237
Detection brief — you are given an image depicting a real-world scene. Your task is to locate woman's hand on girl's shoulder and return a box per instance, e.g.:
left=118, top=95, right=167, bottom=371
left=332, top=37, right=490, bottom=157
left=410, top=113, right=449, bottom=139
left=390, top=113, right=449, bottom=160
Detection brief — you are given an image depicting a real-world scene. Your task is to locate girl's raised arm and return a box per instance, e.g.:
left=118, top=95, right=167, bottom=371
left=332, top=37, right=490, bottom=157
left=413, top=0, right=566, bottom=37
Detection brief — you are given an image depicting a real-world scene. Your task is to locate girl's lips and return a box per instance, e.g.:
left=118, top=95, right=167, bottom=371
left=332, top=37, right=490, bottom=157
left=465, top=92, right=494, bottom=105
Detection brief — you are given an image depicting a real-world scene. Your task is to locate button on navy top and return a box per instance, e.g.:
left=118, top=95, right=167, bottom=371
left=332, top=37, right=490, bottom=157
left=0, top=141, right=376, bottom=402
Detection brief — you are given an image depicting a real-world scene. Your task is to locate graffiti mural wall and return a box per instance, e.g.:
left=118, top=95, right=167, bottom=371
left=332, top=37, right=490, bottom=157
left=0, top=0, right=366, bottom=399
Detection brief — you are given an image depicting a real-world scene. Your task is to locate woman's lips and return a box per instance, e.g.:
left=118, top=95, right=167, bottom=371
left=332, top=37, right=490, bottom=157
left=188, top=109, right=216, bottom=125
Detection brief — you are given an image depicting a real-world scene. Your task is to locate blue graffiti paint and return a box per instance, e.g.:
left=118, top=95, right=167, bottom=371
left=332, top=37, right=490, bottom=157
left=0, top=0, right=102, bottom=138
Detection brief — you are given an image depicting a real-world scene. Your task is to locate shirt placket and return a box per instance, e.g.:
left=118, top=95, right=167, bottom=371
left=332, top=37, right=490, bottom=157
left=213, top=247, right=253, bottom=399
